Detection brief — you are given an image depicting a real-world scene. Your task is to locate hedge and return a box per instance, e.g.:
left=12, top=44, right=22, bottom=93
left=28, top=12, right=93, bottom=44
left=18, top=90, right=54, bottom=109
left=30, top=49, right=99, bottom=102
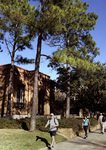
left=0, top=117, right=98, bottom=133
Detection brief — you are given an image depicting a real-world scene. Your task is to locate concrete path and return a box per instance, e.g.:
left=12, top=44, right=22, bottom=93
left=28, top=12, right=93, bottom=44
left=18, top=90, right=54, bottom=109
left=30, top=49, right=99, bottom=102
left=39, top=129, right=106, bottom=150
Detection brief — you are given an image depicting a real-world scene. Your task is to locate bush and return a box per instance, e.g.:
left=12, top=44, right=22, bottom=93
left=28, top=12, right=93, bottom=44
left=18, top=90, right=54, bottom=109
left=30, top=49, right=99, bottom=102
left=0, top=117, right=98, bottom=133
left=0, top=118, right=21, bottom=129
left=89, top=118, right=98, bottom=127
left=36, top=117, right=48, bottom=132
left=58, top=118, right=82, bottom=133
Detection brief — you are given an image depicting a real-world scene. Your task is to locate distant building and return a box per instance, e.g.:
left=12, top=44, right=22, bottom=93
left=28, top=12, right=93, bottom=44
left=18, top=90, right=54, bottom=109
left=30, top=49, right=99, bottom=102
left=0, top=64, right=54, bottom=119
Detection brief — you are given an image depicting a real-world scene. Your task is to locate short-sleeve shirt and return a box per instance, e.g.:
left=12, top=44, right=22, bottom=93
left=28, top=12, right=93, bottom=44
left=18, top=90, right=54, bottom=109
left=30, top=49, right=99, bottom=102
left=46, top=118, right=59, bottom=131
left=83, top=119, right=89, bottom=126
left=98, top=116, right=103, bottom=124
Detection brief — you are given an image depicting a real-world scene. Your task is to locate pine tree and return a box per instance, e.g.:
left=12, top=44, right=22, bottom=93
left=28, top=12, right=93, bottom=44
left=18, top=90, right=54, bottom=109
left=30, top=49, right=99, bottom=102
left=78, top=63, right=106, bottom=114
left=0, top=0, right=36, bottom=117
left=48, top=0, right=100, bottom=118
left=29, top=0, right=64, bottom=131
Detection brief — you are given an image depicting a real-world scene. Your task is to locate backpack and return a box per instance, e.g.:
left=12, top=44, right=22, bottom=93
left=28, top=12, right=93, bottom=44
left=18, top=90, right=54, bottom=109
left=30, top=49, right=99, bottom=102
left=102, top=116, right=106, bottom=122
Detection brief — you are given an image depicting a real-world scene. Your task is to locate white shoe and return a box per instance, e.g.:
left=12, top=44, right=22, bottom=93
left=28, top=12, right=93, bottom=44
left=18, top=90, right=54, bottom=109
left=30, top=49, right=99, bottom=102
left=53, top=143, right=56, bottom=148
left=50, top=144, right=53, bottom=148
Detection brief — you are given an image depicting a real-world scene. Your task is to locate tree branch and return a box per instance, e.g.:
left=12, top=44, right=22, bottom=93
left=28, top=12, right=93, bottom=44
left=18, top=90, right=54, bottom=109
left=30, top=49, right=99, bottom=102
left=40, top=54, right=52, bottom=59
left=5, top=39, right=11, bottom=57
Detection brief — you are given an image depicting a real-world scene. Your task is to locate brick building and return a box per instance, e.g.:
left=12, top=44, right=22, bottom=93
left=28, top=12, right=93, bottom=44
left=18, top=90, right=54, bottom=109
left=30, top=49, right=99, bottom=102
left=0, top=64, right=54, bottom=119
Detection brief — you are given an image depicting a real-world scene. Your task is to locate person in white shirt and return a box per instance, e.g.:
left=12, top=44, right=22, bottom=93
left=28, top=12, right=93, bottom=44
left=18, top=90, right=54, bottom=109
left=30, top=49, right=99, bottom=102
left=45, top=113, right=59, bottom=148
left=98, top=113, right=104, bottom=134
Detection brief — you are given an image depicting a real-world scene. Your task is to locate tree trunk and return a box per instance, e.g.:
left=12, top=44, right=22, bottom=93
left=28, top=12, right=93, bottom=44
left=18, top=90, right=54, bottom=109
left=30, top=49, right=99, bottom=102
left=66, top=33, right=70, bottom=118
left=29, top=32, right=42, bottom=131
left=6, top=57, right=14, bottom=117
left=30, top=0, right=44, bottom=132
left=66, top=63, right=70, bottom=118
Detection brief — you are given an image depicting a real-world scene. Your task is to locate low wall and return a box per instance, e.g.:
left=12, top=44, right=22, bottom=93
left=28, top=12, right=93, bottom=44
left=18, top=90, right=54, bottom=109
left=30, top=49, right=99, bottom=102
left=57, top=128, right=76, bottom=139
left=57, top=122, right=106, bottom=139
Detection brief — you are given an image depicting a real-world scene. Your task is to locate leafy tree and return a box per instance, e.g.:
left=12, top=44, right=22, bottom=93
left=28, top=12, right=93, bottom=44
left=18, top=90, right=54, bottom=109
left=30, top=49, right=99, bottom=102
left=54, top=66, right=82, bottom=115
left=56, top=66, right=81, bottom=93
left=48, top=0, right=100, bottom=118
left=55, top=63, right=106, bottom=115
left=0, top=19, right=4, bottom=52
left=78, top=63, right=106, bottom=114
left=0, top=0, right=36, bottom=117
left=54, top=89, right=66, bottom=116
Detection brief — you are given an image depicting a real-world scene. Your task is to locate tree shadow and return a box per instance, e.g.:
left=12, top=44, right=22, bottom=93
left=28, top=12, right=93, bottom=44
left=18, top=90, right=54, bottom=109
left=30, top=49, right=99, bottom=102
left=89, top=131, right=101, bottom=134
left=21, top=121, right=29, bottom=130
left=89, top=128, right=106, bottom=134
left=36, top=136, right=51, bottom=149
left=76, top=135, right=84, bottom=139
left=67, top=139, right=106, bottom=149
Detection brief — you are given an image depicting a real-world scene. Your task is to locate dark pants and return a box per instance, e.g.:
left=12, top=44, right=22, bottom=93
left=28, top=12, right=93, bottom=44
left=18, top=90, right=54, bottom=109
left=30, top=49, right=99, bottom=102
left=50, top=130, right=56, bottom=137
left=84, top=126, right=88, bottom=136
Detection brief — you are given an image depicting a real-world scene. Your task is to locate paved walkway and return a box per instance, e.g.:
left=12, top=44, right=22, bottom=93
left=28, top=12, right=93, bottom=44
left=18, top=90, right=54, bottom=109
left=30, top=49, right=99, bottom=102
left=39, top=129, right=106, bottom=150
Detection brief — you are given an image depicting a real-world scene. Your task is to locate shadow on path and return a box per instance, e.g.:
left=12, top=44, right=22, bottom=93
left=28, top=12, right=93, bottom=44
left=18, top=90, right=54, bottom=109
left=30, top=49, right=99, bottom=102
left=76, top=135, right=84, bottom=139
left=67, top=136, right=106, bottom=149
left=88, top=128, right=106, bottom=134
left=89, top=131, right=101, bottom=134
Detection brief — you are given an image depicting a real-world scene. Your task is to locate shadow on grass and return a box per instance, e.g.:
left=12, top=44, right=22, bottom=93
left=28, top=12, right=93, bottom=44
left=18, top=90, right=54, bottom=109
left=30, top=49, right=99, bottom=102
left=36, top=136, right=51, bottom=149
left=22, top=122, right=29, bottom=130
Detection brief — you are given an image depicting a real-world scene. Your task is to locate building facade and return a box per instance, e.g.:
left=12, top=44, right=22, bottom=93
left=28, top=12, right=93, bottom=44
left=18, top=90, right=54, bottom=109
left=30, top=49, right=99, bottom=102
left=0, top=64, right=54, bottom=119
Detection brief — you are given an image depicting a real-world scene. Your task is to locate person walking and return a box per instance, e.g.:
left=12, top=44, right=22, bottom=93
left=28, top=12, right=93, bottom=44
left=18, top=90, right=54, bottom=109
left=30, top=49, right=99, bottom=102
left=45, top=113, right=59, bottom=148
left=82, top=116, right=89, bottom=139
left=98, top=113, right=104, bottom=134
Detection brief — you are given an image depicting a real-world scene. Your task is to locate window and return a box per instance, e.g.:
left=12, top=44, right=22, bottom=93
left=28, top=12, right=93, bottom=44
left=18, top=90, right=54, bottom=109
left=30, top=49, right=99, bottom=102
left=17, top=85, right=25, bottom=109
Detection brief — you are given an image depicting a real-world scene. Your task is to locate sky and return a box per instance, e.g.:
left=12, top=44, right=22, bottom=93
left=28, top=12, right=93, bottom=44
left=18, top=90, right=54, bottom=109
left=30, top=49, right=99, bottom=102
left=0, top=0, right=106, bottom=80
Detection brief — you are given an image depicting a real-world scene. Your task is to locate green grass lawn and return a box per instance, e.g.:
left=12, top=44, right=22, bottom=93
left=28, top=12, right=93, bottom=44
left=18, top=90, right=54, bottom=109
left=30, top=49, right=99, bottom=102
left=0, top=129, right=66, bottom=150
left=0, top=118, right=98, bottom=150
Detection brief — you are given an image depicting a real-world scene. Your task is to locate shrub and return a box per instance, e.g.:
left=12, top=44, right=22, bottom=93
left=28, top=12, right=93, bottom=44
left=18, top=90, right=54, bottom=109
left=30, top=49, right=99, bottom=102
left=58, top=118, right=82, bottom=133
left=89, top=118, right=98, bottom=127
left=0, top=117, right=98, bottom=133
left=0, top=118, right=21, bottom=129
left=36, top=117, right=49, bottom=132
